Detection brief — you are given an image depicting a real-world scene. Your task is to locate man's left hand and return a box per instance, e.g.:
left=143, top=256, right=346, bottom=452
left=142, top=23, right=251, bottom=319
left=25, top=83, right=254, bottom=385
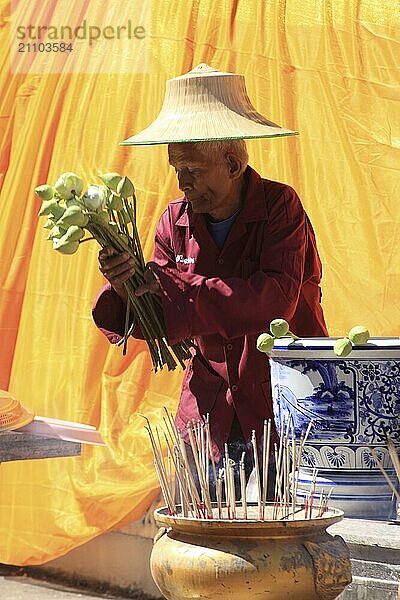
left=135, top=262, right=161, bottom=296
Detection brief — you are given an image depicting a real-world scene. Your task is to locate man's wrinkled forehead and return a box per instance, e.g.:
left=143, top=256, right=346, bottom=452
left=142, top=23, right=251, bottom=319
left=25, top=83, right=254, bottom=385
left=168, top=143, right=208, bottom=168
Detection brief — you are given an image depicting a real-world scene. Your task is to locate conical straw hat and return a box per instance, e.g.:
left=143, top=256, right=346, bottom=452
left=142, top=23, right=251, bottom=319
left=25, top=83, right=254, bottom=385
left=0, top=390, right=34, bottom=431
left=120, top=64, right=298, bottom=146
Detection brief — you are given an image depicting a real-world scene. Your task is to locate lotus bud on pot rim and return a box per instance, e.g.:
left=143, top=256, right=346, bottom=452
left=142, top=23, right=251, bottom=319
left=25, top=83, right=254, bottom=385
left=270, top=318, right=289, bottom=338
left=256, top=333, right=275, bottom=354
left=348, top=325, right=370, bottom=345
left=333, top=337, right=353, bottom=357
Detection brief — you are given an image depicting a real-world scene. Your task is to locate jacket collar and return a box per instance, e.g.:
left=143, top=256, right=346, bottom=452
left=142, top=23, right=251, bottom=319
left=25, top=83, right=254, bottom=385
left=174, top=166, right=268, bottom=227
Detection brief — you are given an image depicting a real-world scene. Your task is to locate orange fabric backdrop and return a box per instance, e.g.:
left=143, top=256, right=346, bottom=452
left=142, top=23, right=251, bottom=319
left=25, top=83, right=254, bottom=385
left=0, top=0, right=399, bottom=564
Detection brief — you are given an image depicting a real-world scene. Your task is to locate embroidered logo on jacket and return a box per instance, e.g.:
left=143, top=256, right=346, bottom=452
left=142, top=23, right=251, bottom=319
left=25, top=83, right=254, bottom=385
left=175, top=254, right=195, bottom=265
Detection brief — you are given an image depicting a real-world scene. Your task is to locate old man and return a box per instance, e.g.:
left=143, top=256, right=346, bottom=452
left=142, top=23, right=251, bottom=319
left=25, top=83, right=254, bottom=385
left=92, top=65, right=328, bottom=497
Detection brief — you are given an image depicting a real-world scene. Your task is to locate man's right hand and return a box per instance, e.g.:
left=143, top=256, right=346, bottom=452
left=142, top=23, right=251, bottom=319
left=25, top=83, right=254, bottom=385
left=98, top=247, right=135, bottom=302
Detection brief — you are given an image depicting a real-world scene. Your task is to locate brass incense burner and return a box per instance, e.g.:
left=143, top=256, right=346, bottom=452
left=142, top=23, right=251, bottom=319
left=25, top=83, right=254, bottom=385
left=151, top=503, right=351, bottom=600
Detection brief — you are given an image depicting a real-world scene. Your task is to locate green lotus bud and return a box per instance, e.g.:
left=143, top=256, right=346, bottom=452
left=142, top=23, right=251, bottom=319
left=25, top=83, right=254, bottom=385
left=100, top=172, right=123, bottom=192
left=116, top=176, right=135, bottom=199
left=107, top=193, right=123, bottom=211
left=48, top=204, right=66, bottom=221
left=52, top=238, right=79, bottom=254
left=57, top=205, right=89, bottom=228
left=348, top=325, right=370, bottom=345
left=47, top=225, right=65, bottom=240
left=82, top=185, right=108, bottom=211
left=333, top=337, right=353, bottom=357
left=256, top=333, right=275, bottom=354
left=35, top=184, right=55, bottom=200
left=270, top=318, right=289, bottom=338
left=38, top=200, right=59, bottom=217
left=43, top=218, right=56, bottom=229
left=54, top=172, right=84, bottom=200
left=65, top=197, right=85, bottom=210
left=63, top=225, right=85, bottom=242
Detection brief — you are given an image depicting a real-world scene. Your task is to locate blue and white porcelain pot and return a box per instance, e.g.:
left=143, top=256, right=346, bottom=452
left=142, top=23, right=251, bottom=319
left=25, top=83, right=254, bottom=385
left=269, top=337, right=400, bottom=519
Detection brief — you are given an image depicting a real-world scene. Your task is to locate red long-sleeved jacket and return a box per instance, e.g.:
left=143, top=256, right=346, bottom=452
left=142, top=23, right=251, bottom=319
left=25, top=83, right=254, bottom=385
left=93, top=166, right=328, bottom=460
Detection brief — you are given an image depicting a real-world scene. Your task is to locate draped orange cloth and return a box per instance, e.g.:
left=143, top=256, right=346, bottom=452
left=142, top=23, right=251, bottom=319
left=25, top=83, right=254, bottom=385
left=0, top=0, right=398, bottom=565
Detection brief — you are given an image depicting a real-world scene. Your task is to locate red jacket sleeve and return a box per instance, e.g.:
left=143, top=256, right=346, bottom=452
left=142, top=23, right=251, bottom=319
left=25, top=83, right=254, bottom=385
left=92, top=283, right=127, bottom=344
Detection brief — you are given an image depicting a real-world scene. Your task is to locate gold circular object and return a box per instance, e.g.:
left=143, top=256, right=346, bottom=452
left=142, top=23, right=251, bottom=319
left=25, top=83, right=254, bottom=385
left=0, top=390, right=34, bottom=431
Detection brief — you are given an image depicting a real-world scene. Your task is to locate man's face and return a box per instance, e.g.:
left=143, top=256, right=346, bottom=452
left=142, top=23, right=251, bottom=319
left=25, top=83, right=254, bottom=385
left=168, top=143, right=235, bottom=217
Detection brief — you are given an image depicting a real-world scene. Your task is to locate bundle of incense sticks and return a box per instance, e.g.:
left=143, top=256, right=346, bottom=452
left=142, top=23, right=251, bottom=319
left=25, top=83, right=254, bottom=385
left=143, top=410, right=329, bottom=520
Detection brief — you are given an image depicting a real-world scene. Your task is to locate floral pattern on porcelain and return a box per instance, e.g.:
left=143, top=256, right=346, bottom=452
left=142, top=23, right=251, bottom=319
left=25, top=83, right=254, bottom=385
left=271, top=358, right=400, bottom=470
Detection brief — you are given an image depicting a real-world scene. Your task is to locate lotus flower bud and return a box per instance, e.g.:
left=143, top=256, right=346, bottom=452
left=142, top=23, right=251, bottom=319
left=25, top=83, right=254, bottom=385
left=57, top=205, right=89, bottom=228
left=82, top=185, right=108, bottom=212
left=107, top=193, right=123, bottom=211
left=54, top=172, right=83, bottom=200
left=52, top=237, right=79, bottom=254
left=117, top=176, right=134, bottom=199
left=47, top=225, right=65, bottom=240
left=333, top=337, right=353, bottom=357
left=63, top=225, right=85, bottom=242
left=348, top=325, right=370, bottom=345
left=270, top=318, right=289, bottom=338
left=35, top=184, right=55, bottom=200
left=43, top=218, right=56, bottom=229
left=38, top=200, right=59, bottom=217
left=48, top=204, right=66, bottom=222
left=100, top=172, right=122, bottom=192
left=256, top=333, right=275, bottom=354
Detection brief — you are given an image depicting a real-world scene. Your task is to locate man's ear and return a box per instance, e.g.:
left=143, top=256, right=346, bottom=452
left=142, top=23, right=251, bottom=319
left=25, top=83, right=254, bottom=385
left=225, top=154, right=243, bottom=179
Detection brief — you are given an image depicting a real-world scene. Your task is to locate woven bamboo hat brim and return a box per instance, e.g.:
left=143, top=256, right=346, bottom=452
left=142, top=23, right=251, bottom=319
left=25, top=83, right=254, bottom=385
left=120, top=64, right=298, bottom=146
left=0, top=390, right=34, bottom=431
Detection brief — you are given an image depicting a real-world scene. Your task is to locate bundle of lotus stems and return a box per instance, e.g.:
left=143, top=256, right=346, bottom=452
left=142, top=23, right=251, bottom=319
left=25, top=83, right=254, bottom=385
left=144, top=410, right=331, bottom=521
left=36, top=172, right=192, bottom=371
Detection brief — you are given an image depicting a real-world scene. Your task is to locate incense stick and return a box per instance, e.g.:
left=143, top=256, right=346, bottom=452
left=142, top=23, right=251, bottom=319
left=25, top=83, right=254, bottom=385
left=240, top=451, right=247, bottom=519
left=262, top=419, right=271, bottom=519
left=383, top=429, right=400, bottom=484
left=143, top=414, right=335, bottom=522
left=251, top=430, right=262, bottom=519
left=370, top=448, right=400, bottom=502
